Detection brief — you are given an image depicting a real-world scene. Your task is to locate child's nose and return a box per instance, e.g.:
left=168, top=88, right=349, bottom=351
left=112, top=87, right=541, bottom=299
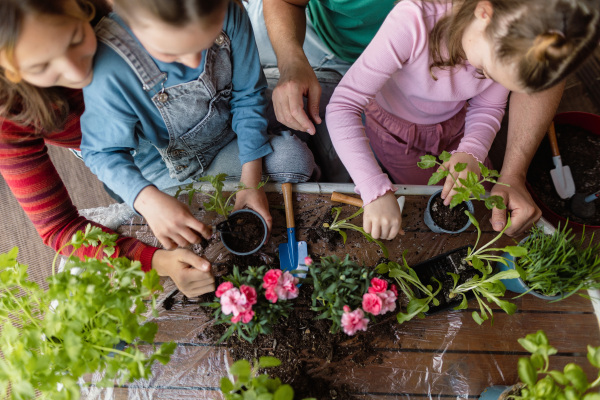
left=62, top=55, right=90, bottom=82
left=177, top=53, right=203, bottom=69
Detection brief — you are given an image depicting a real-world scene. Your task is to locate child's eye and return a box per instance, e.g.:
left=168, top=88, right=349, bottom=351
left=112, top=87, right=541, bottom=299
left=70, top=23, right=85, bottom=47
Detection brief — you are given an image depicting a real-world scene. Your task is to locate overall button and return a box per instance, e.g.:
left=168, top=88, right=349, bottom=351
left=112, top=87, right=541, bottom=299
left=175, top=165, right=187, bottom=172
left=214, top=33, right=225, bottom=46
left=157, top=92, right=169, bottom=103
left=172, top=150, right=186, bottom=157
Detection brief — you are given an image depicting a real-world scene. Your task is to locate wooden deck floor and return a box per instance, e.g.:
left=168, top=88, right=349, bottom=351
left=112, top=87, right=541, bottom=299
left=90, top=189, right=600, bottom=399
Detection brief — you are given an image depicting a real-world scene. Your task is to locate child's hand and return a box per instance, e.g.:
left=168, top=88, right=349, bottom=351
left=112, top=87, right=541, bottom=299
left=363, top=191, right=403, bottom=240
left=233, top=187, right=273, bottom=234
left=152, top=248, right=215, bottom=297
left=440, top=152, right=481, bottom=206
left=134, top=185, right=212, bottom=250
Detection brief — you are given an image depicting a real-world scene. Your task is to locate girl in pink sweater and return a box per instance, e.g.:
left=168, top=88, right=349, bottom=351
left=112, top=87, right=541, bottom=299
left=326, top=0, right=600, bottom=240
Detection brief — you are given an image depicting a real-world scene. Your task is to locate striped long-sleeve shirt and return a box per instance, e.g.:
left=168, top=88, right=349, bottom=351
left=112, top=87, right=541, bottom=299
left=0, top=89, right=157, bottom=271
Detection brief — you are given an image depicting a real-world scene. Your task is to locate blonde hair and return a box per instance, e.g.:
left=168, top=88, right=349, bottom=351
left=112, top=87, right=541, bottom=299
left=0, top=0, right=104, bottom=132
left=428, top=0, right=600, bottom=92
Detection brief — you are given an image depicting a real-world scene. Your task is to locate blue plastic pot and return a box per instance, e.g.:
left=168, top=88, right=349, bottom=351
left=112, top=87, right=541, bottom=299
left=221, top=209, right=267, bottom=256
left=498, top=237, right=561, bottom=301
left=424, top=189, right=474, bottom=234
left=479, top=385, right=519, bottom=399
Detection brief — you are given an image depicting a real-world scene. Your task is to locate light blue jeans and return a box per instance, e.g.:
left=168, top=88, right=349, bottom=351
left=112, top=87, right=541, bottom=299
left=246, top=0, right=353, bottom=182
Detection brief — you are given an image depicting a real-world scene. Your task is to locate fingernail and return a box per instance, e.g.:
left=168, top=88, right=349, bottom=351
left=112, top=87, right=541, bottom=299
left=493, top=222, right=503, bottom=230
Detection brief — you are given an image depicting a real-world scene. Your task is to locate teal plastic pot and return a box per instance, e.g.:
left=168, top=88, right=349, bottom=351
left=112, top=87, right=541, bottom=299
left=479, top=385, right=518, bottom=399
left=424, top=189, right=474, bottom=234
left=498, top=238, right=561, bottom=301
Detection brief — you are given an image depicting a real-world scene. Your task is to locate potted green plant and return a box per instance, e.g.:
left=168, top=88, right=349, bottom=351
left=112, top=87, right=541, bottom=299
left=220, top=357, right=316, bottom=400
left=0, top=225, right=176, bottom=399
left=498, top=223, right=600, bottom=300
left=417, top=151, right=506, bottom=233
left=479, top=330, right=600, bottom=399
left=176, top=173, right=268, bottom=255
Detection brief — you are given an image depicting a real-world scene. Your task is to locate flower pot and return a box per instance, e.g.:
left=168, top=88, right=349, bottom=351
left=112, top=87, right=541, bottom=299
left=498, top=238, right=561, bottom=301
left=424, top=189, right=474, bottom=234
left=220, top=209, right=268, bottom=256
left=411, top=244, right=476, bottom=314
left=479, top=384, right=522, bottom=400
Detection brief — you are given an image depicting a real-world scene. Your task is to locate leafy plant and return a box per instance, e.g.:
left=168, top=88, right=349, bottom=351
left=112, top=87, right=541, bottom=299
left=376, top=251, right=442, bottom=324
left=175, top=173, right=267, bottom=216
left=508, top=330, right=600, bottom=399
left=417, top=150, right=507, bottom=210
left=323, top=206, right=389, bottom=258
left=514, top=224, right=600, bottom=299
left=203, top=265, right=298, bottom=343
left=220, top=357, right=315, bottom=400
left=0, top=225, right=176, bottom=400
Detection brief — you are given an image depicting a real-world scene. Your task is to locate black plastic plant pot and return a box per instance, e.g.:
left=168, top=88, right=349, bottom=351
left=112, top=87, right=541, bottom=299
left=220, top=209, right=268, bottom=256
left=424, top=189, right=474, bottom=234
left=411, top=244, right=476, bottom=314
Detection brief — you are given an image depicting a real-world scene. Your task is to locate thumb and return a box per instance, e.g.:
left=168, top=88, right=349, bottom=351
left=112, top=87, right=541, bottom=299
left=179, top=249, right=211, bottom=272
left=307, top=86, right=322, bottom=125
left=490, top=206, right=507, bottom=232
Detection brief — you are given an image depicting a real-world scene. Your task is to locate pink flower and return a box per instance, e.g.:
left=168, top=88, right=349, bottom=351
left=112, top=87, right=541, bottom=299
left=265, top=288, right=278, bottom=303
left=377, top=290, right=397, bottom=314
left=368, top=277, right=388, bottom=294
left=220, top=288, right=247, bottom=316
left=216, top=281, right=234, bottom=298
left=274, top=271, right=299, bottom=300
left=362, top=293, right=383, bottom=315
left=304, top=256, right=313, bottom=266
left=390, top=284, right=398, bottom=297
left=341, top=307, right=369, bottom=336
left=240, top=285, right=257, bottom=306
left=231, top=309, right=254, bottom=324
left=263, top=269, right=282, bottom=289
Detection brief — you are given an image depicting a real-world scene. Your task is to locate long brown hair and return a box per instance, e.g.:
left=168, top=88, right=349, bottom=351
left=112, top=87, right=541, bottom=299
left=429, top=0, right=600, bottom=92
left=113, top=0, right=244, bottom=26
left=0, top=0, right=108, bottom=133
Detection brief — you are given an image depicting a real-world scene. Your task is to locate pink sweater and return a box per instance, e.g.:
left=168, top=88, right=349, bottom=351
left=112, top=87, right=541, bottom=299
left=326, top=0, right=509, bottom=205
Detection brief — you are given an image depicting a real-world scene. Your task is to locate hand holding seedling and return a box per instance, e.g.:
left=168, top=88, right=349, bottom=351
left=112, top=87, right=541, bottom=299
left=152, top=248, right=215, bottom=297
left=364, top=191, right=403, bottom=240
left=439, top=152, right=481, bottom=206
left=134, top=185, right=212, bottom=249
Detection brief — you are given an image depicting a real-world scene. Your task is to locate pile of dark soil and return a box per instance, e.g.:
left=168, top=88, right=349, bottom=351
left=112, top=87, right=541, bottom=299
left=220, top=211, right=266, bottom=253
left=430, top=193, right=469, bottom=231
left=527, top=123, right=600, bottom=226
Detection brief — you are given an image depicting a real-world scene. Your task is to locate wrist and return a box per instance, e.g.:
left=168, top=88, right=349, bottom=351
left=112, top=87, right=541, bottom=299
left=133, top=185, right=160, bottom=214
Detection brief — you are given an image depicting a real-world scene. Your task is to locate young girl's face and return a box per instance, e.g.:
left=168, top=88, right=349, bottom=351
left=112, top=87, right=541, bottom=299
left=0, top=7, right=97, bottom=89
left=129, top=5, right=227, bottom=69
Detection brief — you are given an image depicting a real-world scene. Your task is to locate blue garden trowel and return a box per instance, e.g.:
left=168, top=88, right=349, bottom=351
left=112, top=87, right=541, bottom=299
left=278, top=183, right=308, bottom=277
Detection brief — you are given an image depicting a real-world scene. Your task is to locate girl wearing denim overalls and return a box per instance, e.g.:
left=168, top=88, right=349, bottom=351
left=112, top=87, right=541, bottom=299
left=81, top=0, right=316, bottom=251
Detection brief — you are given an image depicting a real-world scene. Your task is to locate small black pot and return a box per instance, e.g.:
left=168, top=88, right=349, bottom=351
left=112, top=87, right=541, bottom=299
left=220, top=209, right=268, bottom=256
left=411, top=245, right=476, bottom=314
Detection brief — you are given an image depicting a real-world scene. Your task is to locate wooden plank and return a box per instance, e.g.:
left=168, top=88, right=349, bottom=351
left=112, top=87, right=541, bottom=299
left=112, top=387, right=223, bottom=400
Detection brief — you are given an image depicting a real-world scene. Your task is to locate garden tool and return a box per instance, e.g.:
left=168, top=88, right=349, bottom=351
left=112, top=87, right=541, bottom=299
left=570, top=189, right=600, bottom=219
left=330, top=192, right=406, bottom=232
left=278, top=183, right=308, bottom=276
left=548, top=122, right=575, bottom=199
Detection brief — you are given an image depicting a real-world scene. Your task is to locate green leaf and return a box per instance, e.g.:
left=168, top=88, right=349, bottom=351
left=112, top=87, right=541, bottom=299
left=564, top=363, right=589, bottom=392
left=548, top=370, right=569, bottom=386
left=504, top=246, right=528, bottom=258
left=589, top=346, right=600, bottom=369
left=273, top=384, right=294, bottom=400
left=471, top=310, right=486, bottom=325
left=417, top=155, right=438, bottom=169
left=518, top=357, right=538, bottom=387
left=453, top=162, right=467, bottom=172
left=258, top=356, right=281, bottom=369
left=221, top=377, right=234, bottom=393
left=428, top=171, right=447, bottom=186
left=439, top=151, right=451, bottom=162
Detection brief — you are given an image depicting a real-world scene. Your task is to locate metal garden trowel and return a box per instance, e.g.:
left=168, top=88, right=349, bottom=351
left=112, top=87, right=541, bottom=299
left=278, top=183, right=308, bottom=277
left=548, top=122, right=575, bottom=199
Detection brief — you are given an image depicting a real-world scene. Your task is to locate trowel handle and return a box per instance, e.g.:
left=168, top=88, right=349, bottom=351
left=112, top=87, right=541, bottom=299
left=547, top=122, right=561, bottom=157
left=331, top=192, right=364, bottom=207
left=282, top=183, right=295, bottom=229
left=585, top=190, right=600, bottom=203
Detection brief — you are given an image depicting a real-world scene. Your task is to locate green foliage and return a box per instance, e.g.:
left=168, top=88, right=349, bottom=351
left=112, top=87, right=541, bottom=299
left=0, top=225, right=175, bottom=400
left=515, top=224, right=600, bottom=299
left=323, top=206, right=389, bottom=258
left=204, top=266, right=295, bottom=343
left=508, top=330, right=600, bottom=399
left=175, top=173, right=267, bottom=216
left=417, top=151, right=507, bottom=210
left=221, top=357, right=316, bottom=400
left=305, top=255, right=376, bottom=333
left=376, top=252, right=442, bottom=324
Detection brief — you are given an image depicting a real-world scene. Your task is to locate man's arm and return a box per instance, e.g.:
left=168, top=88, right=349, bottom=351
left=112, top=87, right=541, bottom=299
left=263, top=0, right=322, bottom=134
left=490, top=81, right=565, bottom=236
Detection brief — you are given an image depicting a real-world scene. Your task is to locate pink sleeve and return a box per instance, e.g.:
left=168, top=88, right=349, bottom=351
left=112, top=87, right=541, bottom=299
left=325, top=2, right=427, bottom=205
left=455, top=83, right=509, bottom=163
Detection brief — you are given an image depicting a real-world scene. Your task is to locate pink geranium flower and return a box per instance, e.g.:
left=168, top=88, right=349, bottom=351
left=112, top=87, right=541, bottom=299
left=231, top=309, right=254, bottom=324
left=265, top=288, right=278, bottom=303
left=362, top=293, right=383, bottom=315
left=341, top=307, right=369, bottom=336
left=240, top=285, right=257, bottom=306
left=220, top=288, right=247, bottom=316
left=390, top=284, right=398, bottom=297
left=304, top=256, right=313, bottom=266
left=377, top=290, right=397, bottom=314
left=274, top=271, right=299, bottom=300
left=368, top=277, right=388, bottom=294
left=263, top=269, right=282, bottom=289
left=215, top=281, right=234, bottom=298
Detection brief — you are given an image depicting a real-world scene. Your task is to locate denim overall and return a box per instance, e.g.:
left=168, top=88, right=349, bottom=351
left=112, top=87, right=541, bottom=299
left=95, top=17, right=236, bottom=183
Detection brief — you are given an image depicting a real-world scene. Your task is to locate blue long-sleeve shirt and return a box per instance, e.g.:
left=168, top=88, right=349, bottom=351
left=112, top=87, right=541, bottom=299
left=81, top=4, right=271, bottom=208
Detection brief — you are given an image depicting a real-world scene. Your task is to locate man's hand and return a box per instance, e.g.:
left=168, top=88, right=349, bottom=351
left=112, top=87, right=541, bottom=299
left=363, top=191, right=404, bottom=240
left=152, top=248, right=215, bottom=297
left=490, top=175, right=541, bottom=237
left=272, top=57, right=322, bottom=135
left=440, top=152, right=481, bottom=206
left=134, top=186, right=211, bottom=250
